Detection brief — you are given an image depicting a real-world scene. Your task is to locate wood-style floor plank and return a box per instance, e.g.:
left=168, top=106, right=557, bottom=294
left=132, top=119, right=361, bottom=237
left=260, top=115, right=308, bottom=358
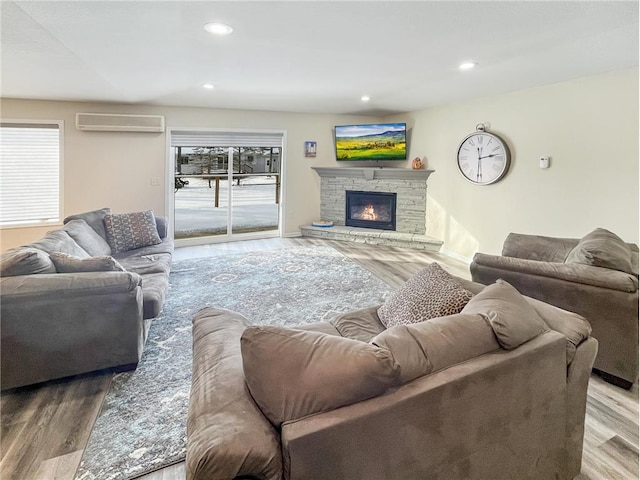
left=1, top=237, right=637, bottom=480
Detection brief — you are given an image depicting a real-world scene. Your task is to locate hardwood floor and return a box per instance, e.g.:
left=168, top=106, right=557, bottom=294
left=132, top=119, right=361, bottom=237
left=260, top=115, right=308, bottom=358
left=1, top=237, right=638, bottom=480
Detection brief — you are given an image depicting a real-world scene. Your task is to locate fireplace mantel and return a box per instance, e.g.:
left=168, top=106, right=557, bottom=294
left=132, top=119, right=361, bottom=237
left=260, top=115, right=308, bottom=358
left=312, top=166, right=434, bottom=181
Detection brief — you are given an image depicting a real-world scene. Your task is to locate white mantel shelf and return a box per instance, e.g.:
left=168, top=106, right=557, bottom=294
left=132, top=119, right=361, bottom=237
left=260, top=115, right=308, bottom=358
left=312, top=166, right=434, bottom=181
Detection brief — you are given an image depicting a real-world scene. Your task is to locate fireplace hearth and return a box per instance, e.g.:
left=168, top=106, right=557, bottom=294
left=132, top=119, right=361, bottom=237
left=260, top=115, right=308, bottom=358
left=345, top=190, right=397, bottom=231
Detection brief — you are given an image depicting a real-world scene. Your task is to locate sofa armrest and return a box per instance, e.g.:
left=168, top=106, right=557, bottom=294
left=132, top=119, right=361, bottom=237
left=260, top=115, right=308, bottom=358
left=1, top=271, right=144, bottom=389
left=471, top=253, right=638, bottom=292
left=155, top=215, right=168, bottom=239
left=0, top=271, right=142, bottom=298
left=187, top=307, right=283, bottom=480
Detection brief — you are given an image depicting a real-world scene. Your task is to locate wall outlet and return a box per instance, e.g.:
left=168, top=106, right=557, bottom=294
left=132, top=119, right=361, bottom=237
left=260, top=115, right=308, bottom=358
left=539, top=156, right=550, bottom=169
left=150, top=177, right=160, bottom=186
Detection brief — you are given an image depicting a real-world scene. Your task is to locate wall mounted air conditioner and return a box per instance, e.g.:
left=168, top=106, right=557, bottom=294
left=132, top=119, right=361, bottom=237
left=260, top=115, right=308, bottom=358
left=75, top=113, right=165, bottom=133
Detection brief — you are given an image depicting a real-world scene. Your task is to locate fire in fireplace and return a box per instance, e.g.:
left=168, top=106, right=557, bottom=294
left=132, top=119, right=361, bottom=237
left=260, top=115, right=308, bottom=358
left=345, top=190, right=397, bottom=230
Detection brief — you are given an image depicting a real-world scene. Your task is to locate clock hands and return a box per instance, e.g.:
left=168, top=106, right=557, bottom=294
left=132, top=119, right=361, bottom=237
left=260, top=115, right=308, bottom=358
left=479, top=153, right=500, bottom=159
left=476, top=147, right=482, bottom=182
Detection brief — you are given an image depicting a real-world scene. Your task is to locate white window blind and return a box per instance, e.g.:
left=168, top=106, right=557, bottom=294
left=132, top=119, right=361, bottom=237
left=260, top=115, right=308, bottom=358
left=170, top=130, right=283, bottom=148
left=0, top=122, right=62, bottom=227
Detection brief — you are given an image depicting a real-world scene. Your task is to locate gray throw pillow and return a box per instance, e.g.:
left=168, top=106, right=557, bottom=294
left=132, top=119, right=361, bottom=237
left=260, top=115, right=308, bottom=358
left=103, top=210, right=162, bottom=253
left=0, top=247, right=56, bottom=276
left=377, top=262, right=473, bottom=328
left=462, top=279, right=549, bottom=350
left=50, top=252, right=126, bottom=273
left=565, top=228, right=633, bottom=274
left=64, top=207, right=111, bottom=240
left=241, top=326, right=400, bottom=427
left=62, top=219, right=112, bottom=256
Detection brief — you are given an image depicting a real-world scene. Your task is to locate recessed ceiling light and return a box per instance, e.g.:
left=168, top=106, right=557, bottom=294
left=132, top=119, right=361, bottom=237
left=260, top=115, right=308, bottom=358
left=204, top=22, right=233, bottom=36
left=203, top=83, right=215, bottom=89
left=459, top=62, right=477, bottom=71
left=361, top=95, right=371, bottom=102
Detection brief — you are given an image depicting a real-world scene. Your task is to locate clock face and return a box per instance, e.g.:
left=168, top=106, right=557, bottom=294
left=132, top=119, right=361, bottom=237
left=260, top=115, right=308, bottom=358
left=457, top=132, right=510, bottom=185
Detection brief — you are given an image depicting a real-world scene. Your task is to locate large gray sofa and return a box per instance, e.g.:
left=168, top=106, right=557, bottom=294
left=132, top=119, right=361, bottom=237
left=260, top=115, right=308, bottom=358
left=0, top=208, right=174, bottom=390
left=187, top=271, right=597, bottom=480
left=470, top=229, right=638, bottom=389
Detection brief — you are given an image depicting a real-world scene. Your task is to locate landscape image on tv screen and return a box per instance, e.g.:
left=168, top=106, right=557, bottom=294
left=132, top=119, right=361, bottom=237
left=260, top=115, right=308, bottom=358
left=335, top=123, right=407, bottom=161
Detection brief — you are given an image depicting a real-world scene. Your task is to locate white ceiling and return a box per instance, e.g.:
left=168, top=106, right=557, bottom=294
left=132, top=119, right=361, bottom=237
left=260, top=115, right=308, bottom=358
left=1, top=1, right=638, bottom=116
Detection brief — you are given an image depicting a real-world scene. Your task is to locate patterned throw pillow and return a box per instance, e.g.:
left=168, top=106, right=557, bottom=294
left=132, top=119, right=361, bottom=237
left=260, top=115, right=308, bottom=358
left=50, top=252, right=126, bottom=273
left=377, top=263, right=473, bottom=328
left=103, top=210, right=162, bottom=253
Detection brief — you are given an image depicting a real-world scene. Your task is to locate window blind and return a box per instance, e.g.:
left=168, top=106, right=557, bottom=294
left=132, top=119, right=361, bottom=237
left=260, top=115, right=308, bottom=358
left=0, top=122, right=61, bottom=226
left=170, top=130, right=283, bottom=148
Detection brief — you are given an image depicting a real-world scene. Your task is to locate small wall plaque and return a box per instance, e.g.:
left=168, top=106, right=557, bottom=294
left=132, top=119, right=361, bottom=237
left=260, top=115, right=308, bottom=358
left=304, top=141, right=317, bottom=157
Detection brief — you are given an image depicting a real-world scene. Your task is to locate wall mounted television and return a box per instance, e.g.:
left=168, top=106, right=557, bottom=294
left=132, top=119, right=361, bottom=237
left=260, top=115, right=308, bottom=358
left=334, top=123, right=407, bottom=161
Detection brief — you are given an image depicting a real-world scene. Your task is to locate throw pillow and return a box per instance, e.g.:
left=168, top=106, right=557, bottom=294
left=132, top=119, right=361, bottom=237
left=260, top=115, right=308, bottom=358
left=565, top=228, right=633, bottom=274
left=103, top=210, right=162, bottom=253
left=0, top=247, right=56, bottom=276
left=461, top=279, right=549, bottom=350
left=62, top=219, right=112, bottom=256
left=64, top=207, right=112, bottom=240
left=240, top=326, right=400, bottom=427
left=377, top=262, right=473, bottom=328
left=49, top=252, right=126, bottom=273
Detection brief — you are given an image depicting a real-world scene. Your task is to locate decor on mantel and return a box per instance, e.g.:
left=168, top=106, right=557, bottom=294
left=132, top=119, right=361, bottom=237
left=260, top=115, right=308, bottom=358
left=303, top=166, right=442, bottom=250
left=412, top=157, right=424, bottom=170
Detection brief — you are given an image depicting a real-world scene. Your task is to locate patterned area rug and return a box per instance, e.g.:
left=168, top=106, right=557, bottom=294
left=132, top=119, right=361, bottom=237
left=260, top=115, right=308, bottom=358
left=75, top=244, right=392, bottom=480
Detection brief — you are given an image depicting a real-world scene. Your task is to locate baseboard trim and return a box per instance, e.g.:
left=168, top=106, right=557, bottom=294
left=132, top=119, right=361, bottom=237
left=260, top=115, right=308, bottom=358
left=439, top=248, right=472, bottom=265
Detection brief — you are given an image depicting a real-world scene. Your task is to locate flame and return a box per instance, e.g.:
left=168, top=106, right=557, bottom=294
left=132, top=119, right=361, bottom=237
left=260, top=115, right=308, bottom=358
left=361, top=204, right=377, bottom=221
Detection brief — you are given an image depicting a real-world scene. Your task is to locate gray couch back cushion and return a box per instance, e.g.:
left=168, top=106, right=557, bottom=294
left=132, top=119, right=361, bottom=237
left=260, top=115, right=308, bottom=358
left=63, top=207, right=111, bottom=240
left=28, top=230, right=90, bottom=258
left=61, top=219, right=112, bottom=256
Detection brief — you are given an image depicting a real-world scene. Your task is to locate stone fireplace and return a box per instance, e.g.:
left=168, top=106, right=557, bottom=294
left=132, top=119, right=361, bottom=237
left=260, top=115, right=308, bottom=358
left=345, top=190, right=397, bottom=231
left=301, top=167, right=442, bottom=251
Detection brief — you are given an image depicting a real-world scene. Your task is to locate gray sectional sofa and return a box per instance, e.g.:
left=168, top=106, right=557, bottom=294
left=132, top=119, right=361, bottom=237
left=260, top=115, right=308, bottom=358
left=187, top=270, right=597, bottom=480
left=0, top=208, right=174, bottom=390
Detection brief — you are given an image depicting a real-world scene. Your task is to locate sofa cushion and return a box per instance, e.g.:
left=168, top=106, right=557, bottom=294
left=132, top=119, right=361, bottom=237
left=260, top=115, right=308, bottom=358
left=462, top=279, right=549, bottom=350
left=377, top=263, right=473, bottom=328
left=0, top=247, right=56, bottom=276
left=61, top=219, right=112, bottom=256
left=50, top=252, right=126, bottom=273
left=64, top=207, right=111, bottom=240
left=371, top=313, right=500, bottom=384
left=330, top=305, right=386, bottom=342
left=104, top=210, right=162, bottom=253
left=28, top=230, right=90, bottom=258
left=240, top=326, right=400, bottom=427
left=565, top=228, right=634, bottom=274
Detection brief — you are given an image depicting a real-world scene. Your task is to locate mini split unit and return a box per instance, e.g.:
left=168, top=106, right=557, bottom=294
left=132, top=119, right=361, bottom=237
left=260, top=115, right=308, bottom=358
left=75, top=113, right=165, bottom=133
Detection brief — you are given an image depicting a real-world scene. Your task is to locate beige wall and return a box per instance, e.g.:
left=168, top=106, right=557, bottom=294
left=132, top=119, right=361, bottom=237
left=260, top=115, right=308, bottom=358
left=2, top=69, right=638, bottom=257
left=398, top=69, right=639, bottom=259
left=0, top=99, right=377, bottom=250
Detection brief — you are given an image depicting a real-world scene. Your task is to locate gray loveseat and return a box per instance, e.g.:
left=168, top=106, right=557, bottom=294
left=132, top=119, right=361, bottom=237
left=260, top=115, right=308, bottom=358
left=0, top=208, right=174, bottom=390
left=187, top=272, right=597, bottom=480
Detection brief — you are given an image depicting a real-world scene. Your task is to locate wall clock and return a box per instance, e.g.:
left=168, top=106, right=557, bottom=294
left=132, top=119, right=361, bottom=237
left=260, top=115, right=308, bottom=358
left=456, top=124, right=511, bottom=185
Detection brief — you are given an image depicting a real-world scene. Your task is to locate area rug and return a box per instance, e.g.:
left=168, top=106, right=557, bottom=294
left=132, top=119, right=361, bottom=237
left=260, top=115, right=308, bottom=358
left=75, top=244, right=393, bottom=480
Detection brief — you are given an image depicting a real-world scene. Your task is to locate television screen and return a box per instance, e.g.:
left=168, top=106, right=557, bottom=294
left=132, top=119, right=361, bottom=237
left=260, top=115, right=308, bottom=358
left=335, top=123, right=407, bottom=161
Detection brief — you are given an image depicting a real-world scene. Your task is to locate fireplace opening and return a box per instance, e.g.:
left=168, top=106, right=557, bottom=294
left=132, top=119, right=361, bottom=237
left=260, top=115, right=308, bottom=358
left=345, top=190, right=397, bottom=230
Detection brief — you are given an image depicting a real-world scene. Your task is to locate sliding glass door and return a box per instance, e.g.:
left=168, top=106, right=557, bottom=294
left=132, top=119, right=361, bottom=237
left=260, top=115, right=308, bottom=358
left=170, top=130, right=283, bottom=242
